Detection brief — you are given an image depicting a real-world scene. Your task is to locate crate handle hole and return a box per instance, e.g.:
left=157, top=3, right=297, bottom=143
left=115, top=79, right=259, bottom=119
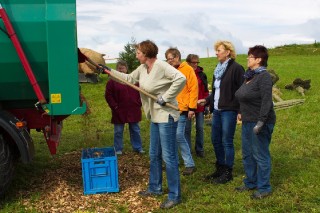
left=94, top=161, right=105, bottom=165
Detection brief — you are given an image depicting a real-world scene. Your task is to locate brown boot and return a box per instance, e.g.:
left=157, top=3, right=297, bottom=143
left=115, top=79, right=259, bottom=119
left=183, top=167, right=196, bottom=176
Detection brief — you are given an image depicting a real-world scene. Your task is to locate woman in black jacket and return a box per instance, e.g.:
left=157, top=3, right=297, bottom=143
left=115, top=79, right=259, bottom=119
left=198, top=40, right=244, bottom=184
left=235, top=45, right=275, bottom=199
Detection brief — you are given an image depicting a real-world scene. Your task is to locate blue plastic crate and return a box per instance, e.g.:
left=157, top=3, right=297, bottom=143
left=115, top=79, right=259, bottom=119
left=81, top=147, right=119, bottom=195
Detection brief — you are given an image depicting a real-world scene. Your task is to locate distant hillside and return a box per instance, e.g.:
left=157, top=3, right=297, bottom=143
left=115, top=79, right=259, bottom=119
left=268, top=43, right=320, bottom=56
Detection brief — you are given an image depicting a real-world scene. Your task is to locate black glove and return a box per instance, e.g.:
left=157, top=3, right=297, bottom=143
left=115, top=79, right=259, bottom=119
left=253, top=121, right=264, bottom=135
left=97, top=64, right=111, bottom=74
left=156, top=96, right=166, bottom=106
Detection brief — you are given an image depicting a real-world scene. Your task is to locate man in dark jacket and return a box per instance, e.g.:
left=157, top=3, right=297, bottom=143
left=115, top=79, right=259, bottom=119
left=105, top=60, right=144, bottom=155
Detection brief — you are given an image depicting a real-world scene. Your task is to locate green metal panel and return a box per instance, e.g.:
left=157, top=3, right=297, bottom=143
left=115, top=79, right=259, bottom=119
left=0, top=0, right=86, bottom=115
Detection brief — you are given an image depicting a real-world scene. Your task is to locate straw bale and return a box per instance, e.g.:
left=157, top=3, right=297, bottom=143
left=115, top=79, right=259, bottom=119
left=78, top=48, right=106, bottom=74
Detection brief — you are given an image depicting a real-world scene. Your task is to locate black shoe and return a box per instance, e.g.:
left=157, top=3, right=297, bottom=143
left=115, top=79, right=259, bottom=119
left=183, top=167, right=196, bottom=176
left=160, top=199, right=181, bottom=209
left=138, top=190, right=162, bottom=197
left=205, top=163, right=224, bottom=180
left=196, top=151, right=204, bottom=158
left=214, top=167, right=233, bottom=184
left=251, top=191, right=272, bottom=199
left=235, top=185, right=256, bottom=192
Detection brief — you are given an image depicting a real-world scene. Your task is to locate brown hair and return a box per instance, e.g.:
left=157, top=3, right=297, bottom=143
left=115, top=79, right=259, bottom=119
left=186, top=54, right=199, bottom=63
left=165, top=47, right=181, bottom=61
left=135, top=40, right=158, bottom=58
left=116, top=60, right=128, bottom=70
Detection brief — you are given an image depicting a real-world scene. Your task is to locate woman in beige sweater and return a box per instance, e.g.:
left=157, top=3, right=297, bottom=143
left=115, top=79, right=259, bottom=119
left=106, top=40, right=186, bottom=209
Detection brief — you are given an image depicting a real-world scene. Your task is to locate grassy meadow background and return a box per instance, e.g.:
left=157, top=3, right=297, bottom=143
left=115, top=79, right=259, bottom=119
left=1, top=44, right=320, bottom=212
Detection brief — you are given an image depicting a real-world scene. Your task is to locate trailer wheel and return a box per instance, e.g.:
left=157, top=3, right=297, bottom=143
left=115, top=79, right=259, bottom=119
left=0, top=135, right=15, bottom=197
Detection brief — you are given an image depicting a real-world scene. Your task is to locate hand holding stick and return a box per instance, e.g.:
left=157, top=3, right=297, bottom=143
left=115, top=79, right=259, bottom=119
left=78, top=50, right=179, bottom=110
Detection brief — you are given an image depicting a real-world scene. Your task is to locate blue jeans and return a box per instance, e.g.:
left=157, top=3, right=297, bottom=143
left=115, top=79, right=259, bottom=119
left=113, top=123, right=143, bottom=152
left=241, top=122, right=274, bottom=193
left=177, top=114, right=195, bottom=168
left=185, top=112, right=204, bottom=153
left=148, top=115, right=181, bottom=202
left=211, top=110, right=237, bottom=168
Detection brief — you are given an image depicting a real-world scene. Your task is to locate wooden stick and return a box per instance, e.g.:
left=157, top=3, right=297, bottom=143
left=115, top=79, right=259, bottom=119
left=274, top=99, right=305, bottom=110
left=83, top=55, right=179, bottom=111
left=109, top=72, right=179, bottom=110
left=272, top=93, right=283, bottom=102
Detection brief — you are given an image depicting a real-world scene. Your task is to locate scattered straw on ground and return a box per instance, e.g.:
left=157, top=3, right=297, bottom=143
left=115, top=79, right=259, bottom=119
left=17, top=151, right=160, bottom=213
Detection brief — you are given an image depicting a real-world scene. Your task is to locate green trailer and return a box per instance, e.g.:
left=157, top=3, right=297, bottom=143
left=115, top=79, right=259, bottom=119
left=0, top=0, right=86, bottom=196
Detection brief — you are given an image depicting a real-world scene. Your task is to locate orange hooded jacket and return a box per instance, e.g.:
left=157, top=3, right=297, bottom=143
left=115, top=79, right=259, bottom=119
left=176, top=61, right=198, bottom=112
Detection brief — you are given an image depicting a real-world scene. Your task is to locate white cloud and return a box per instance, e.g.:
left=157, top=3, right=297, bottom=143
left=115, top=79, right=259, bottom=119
left=76, top=0, right=320, bottom=60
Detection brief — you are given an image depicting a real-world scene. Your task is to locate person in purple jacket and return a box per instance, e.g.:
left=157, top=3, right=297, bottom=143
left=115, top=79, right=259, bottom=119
left=105, top=60, right=144, bottom=155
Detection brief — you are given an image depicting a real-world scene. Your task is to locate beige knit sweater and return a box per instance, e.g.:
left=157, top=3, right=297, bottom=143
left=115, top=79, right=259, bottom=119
left=109, top=59, right=186, bottom=123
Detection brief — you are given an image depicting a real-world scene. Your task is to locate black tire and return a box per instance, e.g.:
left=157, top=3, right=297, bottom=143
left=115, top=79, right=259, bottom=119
left=0, top=135, right=15, bottom=197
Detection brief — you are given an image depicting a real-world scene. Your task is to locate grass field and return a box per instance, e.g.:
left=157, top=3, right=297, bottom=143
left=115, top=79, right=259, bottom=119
left=1, top=44, right=320, bottom=212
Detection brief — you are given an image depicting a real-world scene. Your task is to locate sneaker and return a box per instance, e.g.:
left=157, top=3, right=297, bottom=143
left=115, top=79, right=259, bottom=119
left=160, top=199, right=181, bottom=209
left=138, top=149, right=145, bottom=154
left=138, top=190, right=162, bottom=197
left=183, top=167, right=196, bottom=176
left=134, top=149, right=145, bottom=154
left=235, top=185, right=256, bottom=192
left=115, top=151, right=122, bottom=155
left=251, top=191, right=272, bottom=199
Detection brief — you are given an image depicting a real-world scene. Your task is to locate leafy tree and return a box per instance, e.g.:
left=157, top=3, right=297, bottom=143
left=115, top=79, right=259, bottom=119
left=118, top=37, right=140, bottom=73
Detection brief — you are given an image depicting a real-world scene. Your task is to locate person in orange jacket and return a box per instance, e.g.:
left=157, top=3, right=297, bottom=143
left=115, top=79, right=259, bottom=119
left=165, top=47, right=198, bottom=175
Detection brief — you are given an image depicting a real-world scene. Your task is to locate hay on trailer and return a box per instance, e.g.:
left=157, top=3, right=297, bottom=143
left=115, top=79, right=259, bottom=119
left=78, top=48, right=106, bottom=74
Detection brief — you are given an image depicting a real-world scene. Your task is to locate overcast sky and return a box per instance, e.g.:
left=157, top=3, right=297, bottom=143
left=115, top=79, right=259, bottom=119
left=76, top=0, right=320, bottom=61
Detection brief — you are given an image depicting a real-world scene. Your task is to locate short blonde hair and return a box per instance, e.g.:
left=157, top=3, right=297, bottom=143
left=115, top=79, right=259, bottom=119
left=214, top=40, right=236, bottom=59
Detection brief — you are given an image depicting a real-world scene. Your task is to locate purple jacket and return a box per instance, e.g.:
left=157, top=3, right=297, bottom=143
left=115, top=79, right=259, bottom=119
left=105, top=80, right=142, bottom=124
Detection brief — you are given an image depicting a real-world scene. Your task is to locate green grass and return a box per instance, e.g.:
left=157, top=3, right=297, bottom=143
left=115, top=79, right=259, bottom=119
left=1, top=44, right=320, bottom=212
